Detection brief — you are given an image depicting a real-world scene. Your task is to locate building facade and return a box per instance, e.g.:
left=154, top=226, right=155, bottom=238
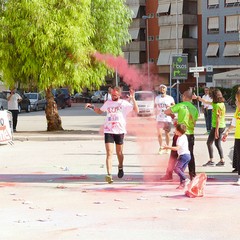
left=120, top=0, right=240, bottom=90
left=201, top=0, right=240, bottom=88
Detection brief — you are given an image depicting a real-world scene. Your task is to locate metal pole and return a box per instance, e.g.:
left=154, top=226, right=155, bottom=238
left=176, top=0, right=179, bottom=53
left=146, top=18, right=150, bottom=89
left=195, top=56, right=200, bottom=112
left=115, top=68, right=118, bottom=87
left=142, top=15, right=150, bottom=89
left=176, top=0, right=179, bottom=103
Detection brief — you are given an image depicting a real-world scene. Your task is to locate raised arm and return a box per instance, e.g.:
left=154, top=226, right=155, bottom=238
left=85, top=103, right=104, bottom=115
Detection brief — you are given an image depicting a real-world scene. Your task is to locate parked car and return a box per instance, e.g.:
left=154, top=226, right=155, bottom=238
left=0, top=92, right=8, bottom=110
left=134, top=91, right=155, bottom=116
left=52, top=88, right=72, bottom=108
left=25, top=92, right=47, bottom=111
left=73, top=92, right=91, bottom=103
left=91, top=90, right=107, bottom=103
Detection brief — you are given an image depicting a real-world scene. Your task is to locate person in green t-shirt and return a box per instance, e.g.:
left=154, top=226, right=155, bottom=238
left=222, top=90, right=240, bottom=185
left=160, top=90, right=199, bottom=181
left=196, top=88, right=226, bottom=167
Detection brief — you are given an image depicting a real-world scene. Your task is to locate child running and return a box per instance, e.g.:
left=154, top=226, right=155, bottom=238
left=163, top=123, right=191, bottom=189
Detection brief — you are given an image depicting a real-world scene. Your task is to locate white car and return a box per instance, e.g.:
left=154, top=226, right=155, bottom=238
left=25, top=92, right=47, bottom=111
left=134, top=91, right=155, bottom=116
left=91, top=90, right=107, bottom=103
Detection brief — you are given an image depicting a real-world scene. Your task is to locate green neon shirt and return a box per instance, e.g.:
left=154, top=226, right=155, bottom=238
left=171, top=101, right=199, bottom=134
left=211, top=103, right=226, bottom=128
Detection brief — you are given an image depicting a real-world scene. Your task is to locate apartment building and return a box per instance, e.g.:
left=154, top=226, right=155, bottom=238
left=123, top=0, right=198, bottom=90
left=121, top=0, right=239, bottom=90
left=201, top=0, right=240, bottom=88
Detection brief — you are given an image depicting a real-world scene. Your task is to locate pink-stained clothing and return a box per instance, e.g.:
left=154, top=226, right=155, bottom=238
left=100, top=99, right=133, bottom=134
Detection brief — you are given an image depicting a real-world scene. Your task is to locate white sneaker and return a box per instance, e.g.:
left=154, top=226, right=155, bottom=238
left=176, top=183, right=184, bottom=189
left=235, top=178, right=240, bottom=186
left=165, top=149, right=171, bottom=154
left=158, top=147, right=165, bottom=155
left=176, top=179, right=190, bottom=190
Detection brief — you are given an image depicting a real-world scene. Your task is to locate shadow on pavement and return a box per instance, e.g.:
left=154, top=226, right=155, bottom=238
left=0, top=173, right=237, bottom=184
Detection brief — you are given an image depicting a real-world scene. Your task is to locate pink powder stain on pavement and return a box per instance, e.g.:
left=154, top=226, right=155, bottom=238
left=94, top=52, right=167, bottom=183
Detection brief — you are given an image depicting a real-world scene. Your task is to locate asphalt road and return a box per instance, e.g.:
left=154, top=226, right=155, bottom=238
left=0, top=103, right=239, bottom=240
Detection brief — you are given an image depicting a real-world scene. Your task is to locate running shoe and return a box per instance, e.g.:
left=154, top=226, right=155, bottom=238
left=202, top=161, right=215, bottom=166
left=105, top=175, right=113, bottom=184
left=216, top=161, right=225, bottom=166
left=235, top=178, right=240, bottom=186
left=160, top=175, right=173, bottom=181
left=158, top=147, right=166, bottom=155
left=118, top=168, right=124, bottom=178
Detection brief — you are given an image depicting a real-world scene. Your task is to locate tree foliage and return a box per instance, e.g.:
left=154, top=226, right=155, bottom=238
left=0, top=0, right=132, bottom=92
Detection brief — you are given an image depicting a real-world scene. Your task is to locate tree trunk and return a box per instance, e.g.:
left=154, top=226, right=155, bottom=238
left=45, top=88, right=63, bottom=131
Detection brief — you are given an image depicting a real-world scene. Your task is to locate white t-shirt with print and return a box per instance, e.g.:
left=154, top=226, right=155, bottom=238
left=155, top=94, right=175, bottom=122
left=100, top=99, right=133, bottom=134
left=202, top=94, right=213, bottom=110
left=176, top=134, right=190, bottom=156
left=7, top=93, right=22, bottom=110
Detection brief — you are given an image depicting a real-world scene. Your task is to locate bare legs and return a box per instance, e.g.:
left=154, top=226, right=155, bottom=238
left=105, top=143, right=124, bottom=175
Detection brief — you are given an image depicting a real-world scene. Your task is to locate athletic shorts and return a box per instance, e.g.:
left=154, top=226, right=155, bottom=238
left=157, top=121, right=171, bottom=133
left=104, top=133, right=124, bottom=145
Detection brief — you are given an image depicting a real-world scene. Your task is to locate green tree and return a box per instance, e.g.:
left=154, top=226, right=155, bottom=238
left=0, top=0, right=131, bottom=130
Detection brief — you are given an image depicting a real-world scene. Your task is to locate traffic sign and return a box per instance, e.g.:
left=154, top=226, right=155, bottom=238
left=194, top=72, right=199, bottom=78
left=189, top=66, right=205, bottom=73
left=171, top=55, right=188, bottom=80
left=206, top=65, right=213, bottom=72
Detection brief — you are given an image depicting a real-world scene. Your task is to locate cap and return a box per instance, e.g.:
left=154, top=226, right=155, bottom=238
left=159, top=84, right=167, bottom=89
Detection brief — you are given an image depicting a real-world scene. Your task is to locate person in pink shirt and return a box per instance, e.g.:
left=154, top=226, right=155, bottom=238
left=85, top=86, right=139, bottom=183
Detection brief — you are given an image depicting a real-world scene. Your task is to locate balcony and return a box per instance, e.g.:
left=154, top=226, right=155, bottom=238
left=158, top=14, right=197, bottom=26
left=126, top=0, right=146, bottom=5
left=122, top=41, right=146, bottom=52
left=158, top=38, right=198, bottom=50
left=130, top=18, right=146, bottom=28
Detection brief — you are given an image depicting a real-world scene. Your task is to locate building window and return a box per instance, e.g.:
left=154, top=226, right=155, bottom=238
left=148, top=13, right=154, bottom=18
left=208, top=0, right=219, bottom=9
left=205, top=43, right=219, bottom=57
left=156, top=3, right=170, bottom=17
left=225, top=0, right=240, bottom=7
left=225, top=15, right=240, bottom=33
left=223, top=42, right=240, bottom=56
left=207, top=17, right=219, bottom=34
left=148, top=36, right=154, bottom=41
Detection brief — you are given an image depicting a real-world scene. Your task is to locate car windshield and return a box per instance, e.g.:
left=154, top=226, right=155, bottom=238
left=25, top=93, right=38, bottom=99
left=135, top=92, right=154, bottom=101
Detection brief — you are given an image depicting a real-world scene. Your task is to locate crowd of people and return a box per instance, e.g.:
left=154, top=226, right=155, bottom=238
left=85, top=85, right=240, bottom=187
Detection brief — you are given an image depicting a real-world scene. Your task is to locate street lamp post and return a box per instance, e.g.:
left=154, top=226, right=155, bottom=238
left=142, top=15, right=150, bottom=89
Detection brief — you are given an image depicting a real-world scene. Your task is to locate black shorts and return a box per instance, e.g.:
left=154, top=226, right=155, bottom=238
left=104, top=133, right=124, bottom=145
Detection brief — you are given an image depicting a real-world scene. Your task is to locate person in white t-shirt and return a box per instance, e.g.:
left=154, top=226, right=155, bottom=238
left=7, top=88, right=22, bottom=132
left=155, top=84, right=175, bottom=154
left=104, top=86, right=112, bottom=102
left=85, top=86, right=139, bottom=184
left=163, top=123, right=191, bottom=190
left=202, top=87, right=213, bottom=134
